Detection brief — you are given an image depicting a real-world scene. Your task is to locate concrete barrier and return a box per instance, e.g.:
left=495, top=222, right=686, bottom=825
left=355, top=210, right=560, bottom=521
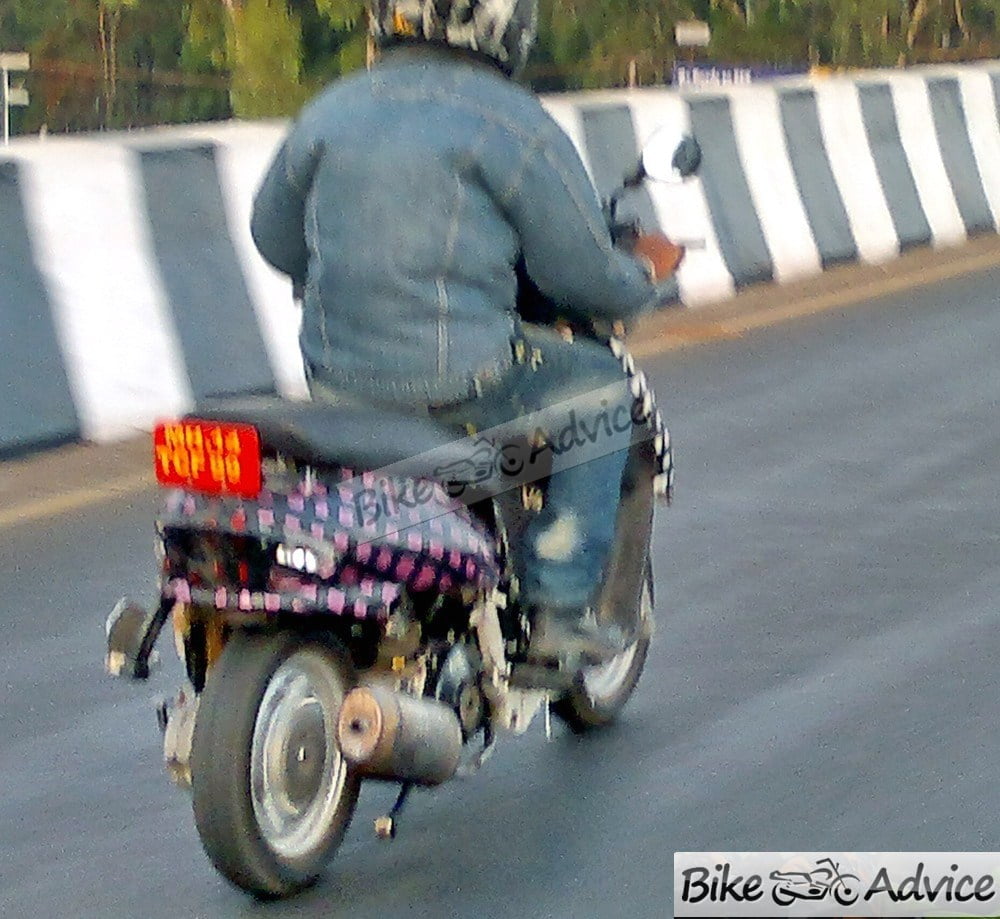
left=2, top=63, right=1000, bottom=455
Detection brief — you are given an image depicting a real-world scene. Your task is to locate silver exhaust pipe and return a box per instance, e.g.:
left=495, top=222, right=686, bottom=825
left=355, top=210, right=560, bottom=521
left=337, top=686, right=462, bottom=786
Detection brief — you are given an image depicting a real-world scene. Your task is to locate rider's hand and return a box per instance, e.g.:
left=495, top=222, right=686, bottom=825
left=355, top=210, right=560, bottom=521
left=632, top=233, right=685, bottom=283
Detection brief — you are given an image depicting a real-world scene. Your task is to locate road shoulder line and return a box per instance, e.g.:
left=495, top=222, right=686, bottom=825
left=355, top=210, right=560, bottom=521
left=630, top=234, right=1000, bottom=356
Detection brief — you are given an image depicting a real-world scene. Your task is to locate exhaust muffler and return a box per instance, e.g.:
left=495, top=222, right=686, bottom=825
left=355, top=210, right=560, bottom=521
left=337, top=686, right=462, bottom=786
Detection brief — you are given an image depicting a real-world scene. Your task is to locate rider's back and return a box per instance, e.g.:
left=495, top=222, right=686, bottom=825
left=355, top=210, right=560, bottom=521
left=251, top=45, right=653, bottom=408
left=254, top=48, right=542, bottom=405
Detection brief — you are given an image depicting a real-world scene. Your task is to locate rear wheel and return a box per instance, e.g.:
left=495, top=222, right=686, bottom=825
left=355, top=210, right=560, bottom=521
left=190, top=630, right=360, bottom=899
left=552, top=567, right=652, bottom=733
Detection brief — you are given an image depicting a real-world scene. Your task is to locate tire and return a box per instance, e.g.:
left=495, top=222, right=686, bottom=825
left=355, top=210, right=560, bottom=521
left=552, top=566, right=653, bottom=733
left=190, top=629, right=360, bottom=899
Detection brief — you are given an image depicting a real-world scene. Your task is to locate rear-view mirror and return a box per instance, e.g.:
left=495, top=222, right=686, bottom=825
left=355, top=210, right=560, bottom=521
left=641, top=129, right=702, bottom=184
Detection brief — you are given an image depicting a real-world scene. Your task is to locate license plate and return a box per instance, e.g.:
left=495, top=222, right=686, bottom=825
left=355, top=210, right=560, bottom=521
left=154, top=420, right=262, bottom=499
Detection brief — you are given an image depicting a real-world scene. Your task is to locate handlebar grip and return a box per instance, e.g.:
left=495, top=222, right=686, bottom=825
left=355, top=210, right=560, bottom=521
left=610, top=220, right=641, bottom=250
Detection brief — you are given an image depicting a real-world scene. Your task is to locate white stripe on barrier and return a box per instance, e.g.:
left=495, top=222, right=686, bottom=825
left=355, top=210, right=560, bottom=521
left=813, top=78, right=899, bottom=265
left=884, top=73, right=966, bottom=248
left=728, top=86, right=822, bottom=283
left=17, top=143, right=193, bottom=441
left=627, top=90, right=736, bottom=307
left=956, top=69, right=1000, bottom=230
left=211, top=124, right=310, bottom=401
left=543, top=96, right=598, bottom=188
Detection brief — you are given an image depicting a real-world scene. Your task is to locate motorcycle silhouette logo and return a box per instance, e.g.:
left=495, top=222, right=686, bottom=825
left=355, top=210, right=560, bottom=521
left=432, top=437, right=527, bottom=498
left=769, top=858, right=862, bottom=907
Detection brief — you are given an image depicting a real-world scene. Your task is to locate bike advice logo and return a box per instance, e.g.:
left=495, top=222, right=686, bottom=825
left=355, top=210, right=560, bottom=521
left=674, top=852, right=1000, bottom=917
left=337, top=378, right=651, bottom=538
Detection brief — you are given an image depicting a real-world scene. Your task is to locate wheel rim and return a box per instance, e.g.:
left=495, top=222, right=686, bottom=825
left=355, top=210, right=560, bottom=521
left=250, top=648, right=350, bottom=861
left=581, top=642, right=640, bottom=701
left=581, top=579, right=650, bottom=703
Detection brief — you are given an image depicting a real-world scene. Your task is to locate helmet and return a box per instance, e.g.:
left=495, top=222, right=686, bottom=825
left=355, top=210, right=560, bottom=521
left=368, top=0, right=538, bottom=77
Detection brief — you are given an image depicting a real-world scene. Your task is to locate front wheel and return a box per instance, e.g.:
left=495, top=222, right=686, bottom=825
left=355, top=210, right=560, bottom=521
left=833, top=875, right=862, bottom=906
left=552, top=566, right=652, bottom=733
left=189, top=630, right=360, bottom=899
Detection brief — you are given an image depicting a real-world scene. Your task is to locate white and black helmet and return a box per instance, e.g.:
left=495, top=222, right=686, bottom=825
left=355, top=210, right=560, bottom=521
left=369, top=0, right=538, bottom=76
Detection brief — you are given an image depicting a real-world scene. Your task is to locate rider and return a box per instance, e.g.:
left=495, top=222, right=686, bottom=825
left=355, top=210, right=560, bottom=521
left=250, top=0, right=681, bottom=666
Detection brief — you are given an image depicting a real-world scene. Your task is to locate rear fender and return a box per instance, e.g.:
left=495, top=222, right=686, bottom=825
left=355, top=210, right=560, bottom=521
left=105, top=596, right=173, bottom=681
left=594, top=440, right=656, bottom=636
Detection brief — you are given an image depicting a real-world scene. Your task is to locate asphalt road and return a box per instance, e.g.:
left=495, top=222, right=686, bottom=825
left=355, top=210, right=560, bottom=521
left=2, top=266, right=999, bottom=918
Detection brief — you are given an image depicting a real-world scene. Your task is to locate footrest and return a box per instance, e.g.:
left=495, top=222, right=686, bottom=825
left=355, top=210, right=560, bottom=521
left=508, top=663, right=576, bottom=693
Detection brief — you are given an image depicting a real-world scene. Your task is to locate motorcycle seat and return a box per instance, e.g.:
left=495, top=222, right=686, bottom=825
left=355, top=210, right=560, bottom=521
left=188, top=396, right=481, bottom=482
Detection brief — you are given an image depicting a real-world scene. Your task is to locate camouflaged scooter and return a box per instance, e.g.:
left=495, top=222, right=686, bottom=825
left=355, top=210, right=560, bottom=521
left=105, top=129, right=699, bottom=899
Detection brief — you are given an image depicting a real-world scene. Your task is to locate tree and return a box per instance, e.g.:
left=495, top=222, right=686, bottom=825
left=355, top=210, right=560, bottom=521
left=224, top=0, right=309, bottom=117
left=5, top=0, right=1000, bottom=133
left=535, top=0, right=703, bottom=87
left=98, top=0, right=140, bottom=117
left=311, top=0, right=369, bottom=76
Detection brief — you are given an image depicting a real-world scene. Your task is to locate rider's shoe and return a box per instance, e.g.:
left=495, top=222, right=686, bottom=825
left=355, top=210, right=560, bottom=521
left=527, top=605, right=628, bottom=668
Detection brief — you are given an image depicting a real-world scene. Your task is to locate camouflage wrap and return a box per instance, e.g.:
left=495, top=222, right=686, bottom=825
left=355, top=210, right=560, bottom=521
left=159, top=463, right=499, bottom=621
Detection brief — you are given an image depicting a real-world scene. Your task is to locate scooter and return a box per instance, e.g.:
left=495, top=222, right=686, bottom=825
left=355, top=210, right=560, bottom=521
left=105, top=127, right=701, bottom=899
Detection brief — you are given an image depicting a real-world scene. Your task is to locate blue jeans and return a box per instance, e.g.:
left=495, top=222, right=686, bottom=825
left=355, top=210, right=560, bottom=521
left=429, top=327, right=632, bottom=610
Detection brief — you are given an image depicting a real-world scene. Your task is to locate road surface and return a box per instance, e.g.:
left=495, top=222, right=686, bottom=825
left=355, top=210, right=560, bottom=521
left=2, top=264, right=999, bottom=917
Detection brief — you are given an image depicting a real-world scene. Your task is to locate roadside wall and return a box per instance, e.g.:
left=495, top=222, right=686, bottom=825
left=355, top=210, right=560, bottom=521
left=3, top=63, right=1000, bottom=455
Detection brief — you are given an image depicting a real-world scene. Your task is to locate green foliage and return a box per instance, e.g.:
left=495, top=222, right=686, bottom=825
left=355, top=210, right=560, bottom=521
left=183, top=0, right=229, bottom=71
left=313, top=0, right=366, bottom=31
left=2, top=0, right=1000, bottom=133
left=307, top=0, right=368, bottom=84
left=227, top=0, right=309, bottom=118
left=334, top=30, right=369, bottom=73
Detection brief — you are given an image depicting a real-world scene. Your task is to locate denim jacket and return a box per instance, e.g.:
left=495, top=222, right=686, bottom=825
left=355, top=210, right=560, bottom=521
left=251, top=46, right=658, bottom=406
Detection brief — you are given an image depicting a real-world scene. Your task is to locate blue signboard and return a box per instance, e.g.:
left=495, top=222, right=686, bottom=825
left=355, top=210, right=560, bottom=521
left=672, top=62, right=809, bottom=87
